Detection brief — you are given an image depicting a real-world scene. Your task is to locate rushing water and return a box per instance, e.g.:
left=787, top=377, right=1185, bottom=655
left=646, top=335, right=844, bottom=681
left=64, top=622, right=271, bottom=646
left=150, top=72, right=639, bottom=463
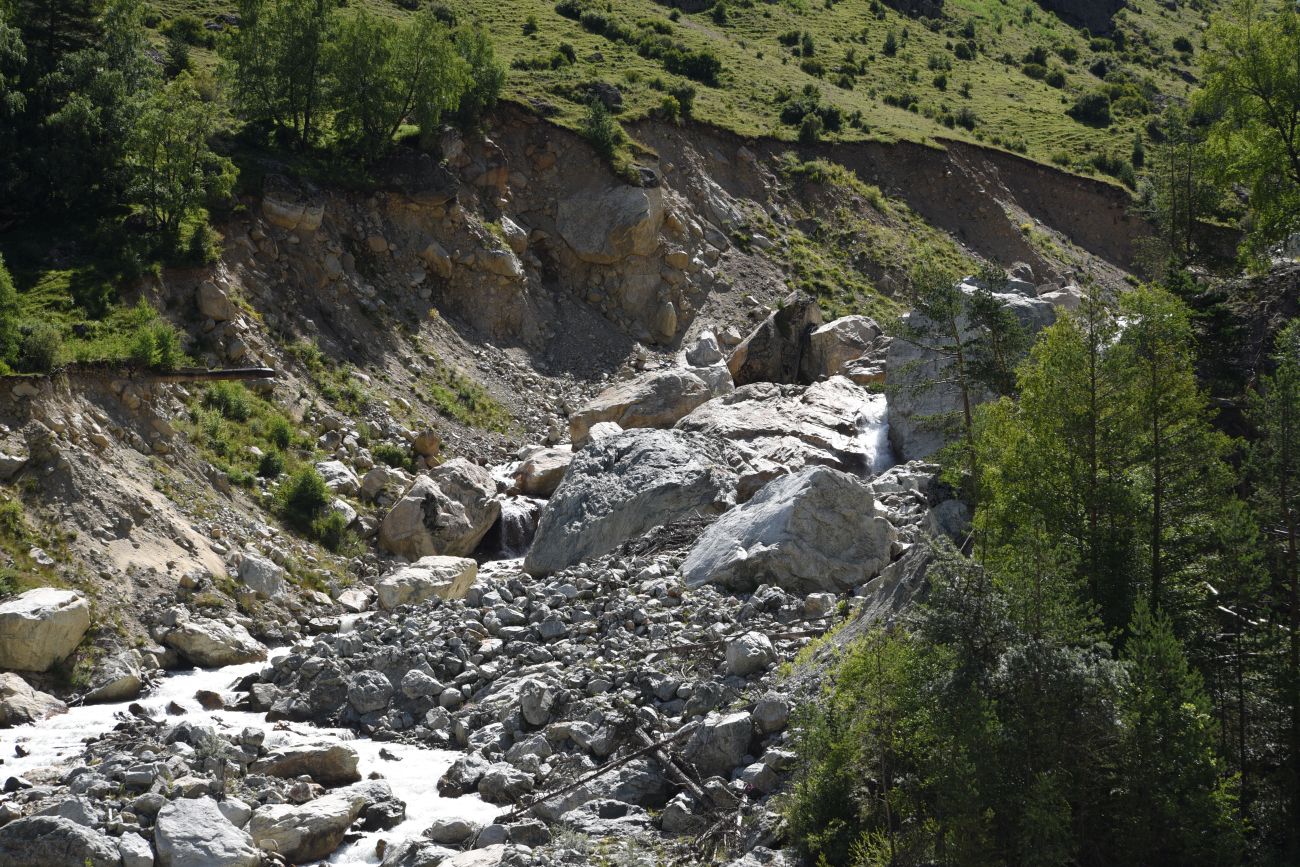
left=857, top=392, right=895, bottom=476
left=0, top=650, right=498, bottom=866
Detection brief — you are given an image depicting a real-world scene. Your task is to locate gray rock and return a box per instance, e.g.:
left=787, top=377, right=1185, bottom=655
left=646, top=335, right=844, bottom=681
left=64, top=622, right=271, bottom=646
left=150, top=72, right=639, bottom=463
left=248, top=783, right=375, bottom=862
left=379, top=461, right=501, bottom=560
left=511, top=447, right=572, bottom=498
left=804, top=315, right=882, bottom=380
left=725, top=632, right=775, bottom=677
left=237, top=551, right=287, bottom=599
left=118, top=832, right=155, bottom=867
left=251, top=739, right=361, bottom=786
left=155, top=797, right=261, bottom=867
left=381, top=839, right=457, bottom=867
left=0, top=815, right=120, bottom=867
left=556, top=183, right=664, bottom=265
left=569, top=369, right=714, bottom=446
left=752, top=696, right=791, bottom=734
left=0, top=673, right=66, bottom=726
left=685, top=331, right=724, bottom=367
left=0, top=588, right=91, bottom=672
left=83, top=650, right=143, bottom=703
left=376, top=556, right=478, bottom=609
left=477, top=763, right=534, bottom=804
left=519, top=677, right=560, bottom=727
left=316, top=460, right=361, bottom=496
left=525, top=430, right=736, bottom=575
left=197, top=281, right=239, bottom=322
left=682, top=466, right=896, bottom=594
left=347, top=670, right=394, bottom=714
left=684, top=711, right=753, bottom=777
left=164, top=618, right=266, bottom=667
left=426, top=816, right=482, bottom=844
left=401, top=669, right=444, bottom=700
left=728, top=292, right=823, bottom=387
left=660, top=792, right=708, bottom=836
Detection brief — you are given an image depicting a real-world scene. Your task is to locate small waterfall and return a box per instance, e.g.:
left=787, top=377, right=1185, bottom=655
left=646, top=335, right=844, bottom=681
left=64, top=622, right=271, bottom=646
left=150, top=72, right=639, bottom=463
left=478, top=496, right=544, bottom=560
left=856, top=392, right=895, bottom=476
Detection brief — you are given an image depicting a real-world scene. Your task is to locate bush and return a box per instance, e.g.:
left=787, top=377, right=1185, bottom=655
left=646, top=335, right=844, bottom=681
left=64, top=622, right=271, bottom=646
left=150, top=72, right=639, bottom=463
left=277, top=466, right=330, bottom=532
left=265, top=415, right=293, bottom=450
left=799, top=113, right=824, bottom=144
left=312, top=510, right=353, bottom=553
left=202, top=382, right=253, bottom=422
left=0, top=255, right=19, bottom=369
left=19, top=323, right=63, bottom=374
left=668, top=83, right=696, bottom=118
left=372, top=443, right=411, bottom=470
left=1069, top=91, right=1112, bottom=126
left=581, top=99, right=627, bottom=161
left=257, top=450, right=285, bottom=479
left=130, top=321, right=183, bottom=371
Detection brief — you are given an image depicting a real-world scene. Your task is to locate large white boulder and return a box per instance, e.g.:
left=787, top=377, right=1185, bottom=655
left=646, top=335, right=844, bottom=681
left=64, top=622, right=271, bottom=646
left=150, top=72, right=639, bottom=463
left=164, top=618, right=267, bottom=667
left=250, top=738, right=361, bottom=786
left=0, top=816, right=121, bottom=867
left=248, top=784, right=377, bottom=862
left=379, top=460, right=500, bottom=560
left=155, top=797, right=261, bottom=867
left=524, top=429, right=736, bottom=576
left=511, top=447, right=572, bottom=498
left=237, top=551, right=286, bottom=599
left=682, top=465, right=896, bottom=594
left=375, top=556, right=478, bottom=609
left=0, top=672, right=67, bottom=726
left=556, top=184, right=664, bottom=265
left=803, top=315, right=882, bottom=380
left=0, top=588, right=91, bottom=672
left=569, top=369, right=714, bottom=447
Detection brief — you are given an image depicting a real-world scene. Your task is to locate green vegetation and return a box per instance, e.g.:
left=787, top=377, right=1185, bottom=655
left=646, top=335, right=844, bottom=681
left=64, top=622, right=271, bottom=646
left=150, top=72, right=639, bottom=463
left=186, top=381, right=306, bottom=487
left=0, top=495, right=62, bottom=597
left=421, top=353, right=511, bottom=431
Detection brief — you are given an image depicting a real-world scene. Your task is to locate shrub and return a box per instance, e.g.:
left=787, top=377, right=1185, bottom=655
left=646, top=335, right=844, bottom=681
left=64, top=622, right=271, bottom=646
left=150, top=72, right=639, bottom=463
left=581, top=99, right=627, bottom=161
left=202, top=382, right=253, bottom=422
left=372, top=443, right=412, bottom=470
left=0, top=255, right=19, bottom=369
left=19, top=323, right=63, bottom=374
left=312, top=510, right=353, bottom=553
left=523, top=14, right=539, bottom=35
left=669, top=83, right=696, bottom=118
left=1069, top=91, right=1112, bottom=126
left=257, top=450, right=285, bottom=479
left=265, top=415, right=293, bottom=450
left=277, top=466, right=330, bottom=532
left=799, top=112, right=824, bottom=144
left=130, top=321, right=183, bottom=371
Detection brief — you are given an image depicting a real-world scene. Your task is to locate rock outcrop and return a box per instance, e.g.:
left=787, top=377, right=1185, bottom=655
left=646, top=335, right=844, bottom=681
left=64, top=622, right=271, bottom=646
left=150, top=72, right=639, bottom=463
left=525, top=429, right=736, bottom=575
left=727, top=293, right=823, bottom=387
left=569, top=369, right=714, bottom=446
left=379, top=460, right=501, bottom=560
left=682, top=466, right=897, bottom=593
left=0, top=672, right=67, bottom=726
left=0, top=588, right=90, bottom=672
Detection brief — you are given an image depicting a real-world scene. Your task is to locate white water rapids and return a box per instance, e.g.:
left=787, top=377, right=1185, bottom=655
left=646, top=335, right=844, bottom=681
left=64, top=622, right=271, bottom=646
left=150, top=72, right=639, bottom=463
left=857, top=392, right=895, bottom=477
left=0, top=651, right=499, bottom=865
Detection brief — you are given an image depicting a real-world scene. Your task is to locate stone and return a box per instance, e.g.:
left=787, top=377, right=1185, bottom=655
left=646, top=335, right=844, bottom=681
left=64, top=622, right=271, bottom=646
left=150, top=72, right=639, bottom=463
left=375, top=556, right=478, bottom=609
left=440, top=847, right=506, bottom=867
left=683, top=711, right=753, bottom=778
left=155, top=797, right=261, bottom=867
left=237, top=551, right=286, bottom=599
left=676, top=377, right=893, bottom=489
left=556, top=183, right=664, bottom=265
left=250, top=739, right=361, bottom=786
left=886, top=280, right=1055, bottom=461
left=197, top=281, right=239, bottom=322
left=0, top=816, right=120, bottom=867
left=752, top=696, right=791, bottom=734
left=400, top=669, right=443, bottom=700
left=0, top=673, right=67, bottom=726
left=0, top=588, right=91, bottom=672
left=316, top=460, right=361, bottom=496
left=569, top=369, right=714, bottom=447
left=379, top=460, right=501, bottom=560
left=83, top=651, right=143, bottom=703
left=500, top=216, right=529, bottom=254
left=727, top=292, right=823, bottom=387
left=511, top=447, right=572, bottom=498
left=685, top=331, right=724, bottom=367
left=519, top=677, right=560, bottom=727
left=427, top=816, right=481, bottom=844
left=413, top=430, right=442, bottom=458
left=477, top=763, right=534, bottom=803
left=248, top=784, right=375, bottom=862
left=683, top=466, right=897, bottom=594
left=524, top=429, right=736, bottom=575
left=660, top=793, right=707, bottom=836
left=164, top=618, right=267, bottom=667
left=725, top=632, right=776, bottom=677
left=361, top=465, right=413, bottom=502
left=380, top=839, right=457, bottom=867
left=118, top=832, right=155, bottom=867
left=803, top=315, right=882, bottom=380
left=347, top=670, right=394, bottom=714
left=261, top=186, right=324, bottom=233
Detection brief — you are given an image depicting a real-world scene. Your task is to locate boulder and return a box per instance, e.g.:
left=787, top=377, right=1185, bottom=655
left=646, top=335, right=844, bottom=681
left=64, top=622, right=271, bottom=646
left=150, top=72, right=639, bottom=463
left=379, top=460, right=501, bottom=560
left=0, top=816, right=121, bottom=867
left=361, top=465, right=413, bottom=502
left=0, top=588, right=91, bottom=672
left=803, top=316, right=882, bottom=380
left=676, top=377, right=893, bottom=493
left=0, top=672, right=66, bottom=726
left=237, top=551, right=286, bottom=599
left=685, top=331, right=724, bottom=367
left=155, top=797, right=261, bottom=867
left=375, top=556, right=478, bottom=609
left=261, top=185, right=324, bottom=233
left=556, top=184, right=664, bottom=265
left=248, top=784, right=377, bottom=862
left=512, top=447, right=572, bottom=498
left=347, top=670, right=394, bottom=714
left=118, top=832, right=154, bottom=867
left=380, top=839, right=458, bottom=867
left=886, top=280, right=1055, bottom=461
left=440, top=847, right=507, bottom=867
left=727, top=292, right=823, bottom=387
left=683, top=711, right=753, bottom=778
left=164, top=619, right=266, bottom=667
left=197, top=281, right=239, bottom=322
left=251, top=739, right=361, bottom=786
left=83, top=651, right=143, bottom=704
left=569, top=369, right=714, bottom=447
left=725, top=632, right=776, bottom=677
left=524, top=429, right=736, bottom=575
left=682, top=466, right=896, bottom=594
left=315, top=460, right=360, bottom=496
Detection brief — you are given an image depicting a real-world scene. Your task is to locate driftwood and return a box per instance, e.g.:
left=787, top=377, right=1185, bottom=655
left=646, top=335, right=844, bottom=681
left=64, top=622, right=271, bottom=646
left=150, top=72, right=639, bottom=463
left=499, top=723, right=698, bottom=822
